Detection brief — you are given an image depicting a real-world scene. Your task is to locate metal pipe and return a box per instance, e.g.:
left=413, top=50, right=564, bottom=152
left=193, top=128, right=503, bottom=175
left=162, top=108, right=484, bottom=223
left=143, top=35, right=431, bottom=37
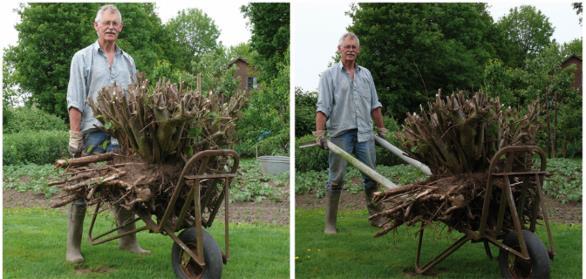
left=326, top=140, right=398, bottom=189
left=374, top=135, right=432, bottom=176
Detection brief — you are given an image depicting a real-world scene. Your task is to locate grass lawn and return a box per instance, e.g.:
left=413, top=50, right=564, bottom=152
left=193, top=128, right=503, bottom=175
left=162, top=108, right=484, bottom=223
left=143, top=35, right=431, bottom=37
left=296, top=209, right=581, bottom=278
left=4, top=207, right=289, bottom=278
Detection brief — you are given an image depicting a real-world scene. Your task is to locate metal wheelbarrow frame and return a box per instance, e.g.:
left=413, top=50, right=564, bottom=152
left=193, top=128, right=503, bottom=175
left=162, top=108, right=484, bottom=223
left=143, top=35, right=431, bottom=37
left=86, top=149, right=239, bottom=278
left=318, top=136, right=555, bottom=277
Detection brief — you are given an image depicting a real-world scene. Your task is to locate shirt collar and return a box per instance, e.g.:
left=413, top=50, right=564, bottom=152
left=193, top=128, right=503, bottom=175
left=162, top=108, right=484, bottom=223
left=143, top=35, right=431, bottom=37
left=337, top=62, right=361, bottom=73
left=93, top=40, right=123, bottom=55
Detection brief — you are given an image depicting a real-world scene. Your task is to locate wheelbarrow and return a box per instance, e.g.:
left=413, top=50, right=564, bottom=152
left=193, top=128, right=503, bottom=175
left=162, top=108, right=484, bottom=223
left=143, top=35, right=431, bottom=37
left=86, top=149, right=239, bottom=279
left=316, top=136, right=555, bottom=278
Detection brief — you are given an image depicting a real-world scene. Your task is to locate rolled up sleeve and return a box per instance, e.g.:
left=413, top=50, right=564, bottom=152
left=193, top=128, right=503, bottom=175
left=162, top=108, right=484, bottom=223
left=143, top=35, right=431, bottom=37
left=316, top=72, right=333, bottom=117
left=66, top=53, right=86, bottom=112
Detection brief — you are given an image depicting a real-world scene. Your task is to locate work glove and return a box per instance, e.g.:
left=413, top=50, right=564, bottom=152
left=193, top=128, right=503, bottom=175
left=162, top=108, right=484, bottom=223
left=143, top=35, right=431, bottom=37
left=312, top=130, right=328, bottom=149
left=68, top=130, right=84, bottom=157
left=376, top=127, right=389, bottom=139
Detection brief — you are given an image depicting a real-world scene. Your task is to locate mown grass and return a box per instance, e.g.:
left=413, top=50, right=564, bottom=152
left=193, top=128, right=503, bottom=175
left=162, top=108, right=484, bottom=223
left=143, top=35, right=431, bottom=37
left=4, top=207, right=289, bottom=278
left=296, top=209, right=581, bottom=279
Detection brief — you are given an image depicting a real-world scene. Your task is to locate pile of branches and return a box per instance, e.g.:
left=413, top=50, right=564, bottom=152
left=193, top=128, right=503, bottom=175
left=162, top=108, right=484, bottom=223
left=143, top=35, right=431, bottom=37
left=373, top=92, right=541, bottom=237
left=51, top=74, right=247, bottom=212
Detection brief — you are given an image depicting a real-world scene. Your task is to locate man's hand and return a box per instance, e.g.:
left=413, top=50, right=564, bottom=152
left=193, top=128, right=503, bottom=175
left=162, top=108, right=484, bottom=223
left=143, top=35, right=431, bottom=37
left=376, top=127, right=389, bottom=138
left=312, top=130, right=328, bottom=149
left=68, top=130, right=84, bottom=157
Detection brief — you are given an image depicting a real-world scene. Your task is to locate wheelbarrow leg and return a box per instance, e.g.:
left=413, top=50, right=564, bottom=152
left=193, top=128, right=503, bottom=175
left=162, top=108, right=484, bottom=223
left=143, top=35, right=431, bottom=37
left=415, top=222, right=469, bottom=274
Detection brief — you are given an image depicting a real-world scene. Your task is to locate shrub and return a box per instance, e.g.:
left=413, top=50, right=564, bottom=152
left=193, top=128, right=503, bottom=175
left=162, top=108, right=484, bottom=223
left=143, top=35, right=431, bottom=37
left=3, top=106, right=66, bottom=133
left=295, top=88, right=317, bottom=137
left=295, top=134, right=328, bottom=172
left=4, top=130, right=69, bottom=165
left=256, top=129, right=289, bottom=156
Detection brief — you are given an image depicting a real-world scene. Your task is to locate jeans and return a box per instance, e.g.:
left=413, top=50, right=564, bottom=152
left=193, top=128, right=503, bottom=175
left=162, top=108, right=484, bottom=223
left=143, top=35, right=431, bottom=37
left=327, top=129, right=376, bottom=193
left=82, top=130, right=120, bottom=155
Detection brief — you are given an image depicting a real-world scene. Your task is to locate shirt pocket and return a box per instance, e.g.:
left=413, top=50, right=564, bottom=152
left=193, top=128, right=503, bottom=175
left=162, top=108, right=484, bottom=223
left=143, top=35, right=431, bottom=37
left=356, top=80, right=371, bottom=103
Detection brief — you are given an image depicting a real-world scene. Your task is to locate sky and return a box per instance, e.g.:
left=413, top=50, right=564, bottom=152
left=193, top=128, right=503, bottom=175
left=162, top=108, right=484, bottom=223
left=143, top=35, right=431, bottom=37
left=0, top=0, right=251, bottom=52
left=292, top=1, right=583, bottom=91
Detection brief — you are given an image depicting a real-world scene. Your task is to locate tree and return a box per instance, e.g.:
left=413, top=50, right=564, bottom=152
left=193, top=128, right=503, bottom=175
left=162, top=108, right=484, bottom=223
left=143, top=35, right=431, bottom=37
left=241, top=3, right=289, bottom=81
left=6, top=3, right=168, bottom=119
left=235, top=3, right=290, bottom=156
left=164, top=8, right=221, bottom=72
left=348, top=3, right=501, bottom=121
left=496, top=5, right=554, bottom=68
left=573, top=2, right=582, bottom=24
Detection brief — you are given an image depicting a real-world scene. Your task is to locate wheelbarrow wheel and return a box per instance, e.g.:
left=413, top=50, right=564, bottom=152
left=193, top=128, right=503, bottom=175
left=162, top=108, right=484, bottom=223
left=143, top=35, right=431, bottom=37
left=498, top=230, right=550, bottom=279
left=172, top=228, right=223, bottom=279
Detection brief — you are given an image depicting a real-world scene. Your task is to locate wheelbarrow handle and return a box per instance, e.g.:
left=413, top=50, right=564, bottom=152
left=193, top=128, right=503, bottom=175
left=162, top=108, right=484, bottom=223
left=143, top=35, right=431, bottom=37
left=326, top=139, right=398, bottom=190
left=374, top=135, right=432, bottom=176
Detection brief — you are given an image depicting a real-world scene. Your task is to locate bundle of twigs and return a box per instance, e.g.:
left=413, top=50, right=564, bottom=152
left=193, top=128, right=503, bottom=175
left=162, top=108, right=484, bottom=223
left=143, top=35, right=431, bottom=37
left=373, top=92, right=540, bottom=237
left=50, top=74, right=247, bottom=211
left=90, top=73, right=247, bottom=163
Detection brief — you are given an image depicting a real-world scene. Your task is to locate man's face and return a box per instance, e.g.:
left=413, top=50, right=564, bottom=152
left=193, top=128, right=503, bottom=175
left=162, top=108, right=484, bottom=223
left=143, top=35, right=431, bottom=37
left=94, top=11, right=123, bottom=43
left=338, top=37, right=360, bottom=62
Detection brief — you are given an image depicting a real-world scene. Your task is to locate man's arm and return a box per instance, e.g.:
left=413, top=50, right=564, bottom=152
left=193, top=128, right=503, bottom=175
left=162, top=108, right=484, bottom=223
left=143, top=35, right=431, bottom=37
left=316, top=111, right=327, bottom=131
left=69, top=108, right=82, bottom=132
left=372, top=107, right=384, bottom=129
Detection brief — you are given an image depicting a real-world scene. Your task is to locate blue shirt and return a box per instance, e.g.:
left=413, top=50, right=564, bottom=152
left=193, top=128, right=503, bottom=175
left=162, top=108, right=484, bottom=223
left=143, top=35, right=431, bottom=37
left=66, top=41, right=136, bottom=133
left=316, top=62, right=382, bottom=142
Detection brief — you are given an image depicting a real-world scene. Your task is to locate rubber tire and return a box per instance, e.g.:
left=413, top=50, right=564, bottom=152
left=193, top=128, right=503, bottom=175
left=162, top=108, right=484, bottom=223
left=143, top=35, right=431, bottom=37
left=172, top=228, right=223, bottom=279
left=498, top=230, right=550, bottom=279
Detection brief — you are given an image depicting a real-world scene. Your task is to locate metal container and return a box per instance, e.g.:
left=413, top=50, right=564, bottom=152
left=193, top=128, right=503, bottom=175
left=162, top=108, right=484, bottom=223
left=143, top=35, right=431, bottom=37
left=257, top=156, right=290, bottom=175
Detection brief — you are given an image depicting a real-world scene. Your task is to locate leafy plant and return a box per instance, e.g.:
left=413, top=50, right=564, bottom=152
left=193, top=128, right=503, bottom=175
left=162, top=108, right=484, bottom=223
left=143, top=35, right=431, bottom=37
left=230, top=158, right=288, bottom=202
left=543, top=158, right=582, bottom=204
left=3, top=164, right=63, bottom=197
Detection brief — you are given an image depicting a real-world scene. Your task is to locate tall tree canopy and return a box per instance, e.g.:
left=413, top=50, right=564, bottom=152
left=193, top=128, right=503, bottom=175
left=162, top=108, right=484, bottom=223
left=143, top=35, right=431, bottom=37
left=348, top=3, right=501, bottom=121
left=496, top=5, right=554, bottom=67
left=241, top=3, right=289, bottom=81
left=6, top=3, right=167, bottom=119
left=164, top=8, right=221, bottom=72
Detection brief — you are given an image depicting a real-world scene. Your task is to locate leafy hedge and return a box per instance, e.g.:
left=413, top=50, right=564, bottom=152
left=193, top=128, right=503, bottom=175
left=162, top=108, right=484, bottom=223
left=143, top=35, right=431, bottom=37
left=4, top=130, right=69, bottom=165
left=4, top=106, right=66, bottom=133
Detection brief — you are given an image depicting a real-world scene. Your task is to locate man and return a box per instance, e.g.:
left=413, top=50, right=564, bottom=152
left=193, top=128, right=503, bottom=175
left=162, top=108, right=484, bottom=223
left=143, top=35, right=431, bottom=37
left=314, top=32, right=389, bottom=234
left=65, top=4, right=149, bottom=263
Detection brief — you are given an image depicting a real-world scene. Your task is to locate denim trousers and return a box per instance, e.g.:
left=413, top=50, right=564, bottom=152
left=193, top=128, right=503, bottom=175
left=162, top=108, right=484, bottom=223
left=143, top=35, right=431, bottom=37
left=327, top=129, right=376, bottom=193
left=82, top=130, right=120, bottom=155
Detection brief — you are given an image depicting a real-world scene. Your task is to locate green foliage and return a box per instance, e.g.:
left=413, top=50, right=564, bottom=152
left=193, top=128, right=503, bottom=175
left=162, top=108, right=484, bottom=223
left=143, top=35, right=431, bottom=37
left=543, top=158, right=582, bottom=204
left=237, top=49, right=290, bottom=157
left=4, top=208, right=289, bottom=278
left=241, top=3, right=290, bottom=81
left=375, top=115, right=404, bottom=166
left=3, top=106, right=66, bottom=133
left=6, top=3, right=169, bottom=118
left=496, top=5, right=554, bottom=67
left=295, top=88, right=317, bottom=137
left=296, top=209, right=581, bottom=278
left=348, top=3, right=501, bottom=122
left=256, top=129, right=289, bottom=156
left=229, top=158, right=288, bottom=202
left=3, top=130, right=68, bottom=165
left=296, top=163, right=428, bottom=198
left=295, top=134, right=329, bottom=172
left=3, top=164, right=63, bottom=197
left=164, top=8, right=221, bottom=72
